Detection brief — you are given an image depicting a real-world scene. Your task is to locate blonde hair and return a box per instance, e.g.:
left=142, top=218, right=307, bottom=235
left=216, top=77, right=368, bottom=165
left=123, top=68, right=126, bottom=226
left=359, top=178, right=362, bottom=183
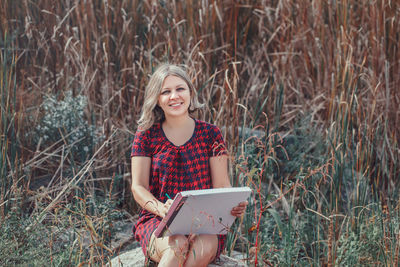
left=137, top=63, right=203, bottom=130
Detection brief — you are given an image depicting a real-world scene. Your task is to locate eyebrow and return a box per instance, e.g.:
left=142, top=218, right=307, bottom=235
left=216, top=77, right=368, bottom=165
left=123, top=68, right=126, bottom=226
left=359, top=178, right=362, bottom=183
left=162, top=84, right=187, bottom=90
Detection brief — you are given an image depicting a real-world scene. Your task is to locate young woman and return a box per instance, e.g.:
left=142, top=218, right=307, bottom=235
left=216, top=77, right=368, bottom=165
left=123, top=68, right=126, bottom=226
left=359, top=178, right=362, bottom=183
left=130, top=64, right=247, bottom=267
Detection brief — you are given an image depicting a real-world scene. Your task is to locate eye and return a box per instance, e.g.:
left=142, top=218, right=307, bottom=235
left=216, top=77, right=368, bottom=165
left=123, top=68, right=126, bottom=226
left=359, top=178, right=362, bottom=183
left=177, top=87, right=185, bottom=91
left=160, top=90, right=170, bottom=95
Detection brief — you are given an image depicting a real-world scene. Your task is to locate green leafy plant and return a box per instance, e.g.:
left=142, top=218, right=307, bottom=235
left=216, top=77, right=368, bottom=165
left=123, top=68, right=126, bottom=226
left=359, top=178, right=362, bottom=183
left=33, top=91, right=101, bottom=162
left=0, top=208, right=63, bottom=266
left=336, top=212, right=399, bottom=266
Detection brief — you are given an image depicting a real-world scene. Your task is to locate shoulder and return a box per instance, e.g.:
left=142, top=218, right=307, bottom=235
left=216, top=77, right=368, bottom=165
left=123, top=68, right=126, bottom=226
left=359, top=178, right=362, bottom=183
left=195, top=119, right=225, bottom=143
left=133, top=123, right=162, bottom=146
left=136, top=123, right=160, bottom=138
left=195, top=119, right=221, bottom=132
left=131, top=123, right=162, bottom=156
left=194, top=120, right=227, bottom=156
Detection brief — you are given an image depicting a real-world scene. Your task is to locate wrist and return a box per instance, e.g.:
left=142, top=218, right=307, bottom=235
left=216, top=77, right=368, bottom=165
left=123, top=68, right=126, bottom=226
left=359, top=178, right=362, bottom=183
left=155, top=200, right=165, bottom=217
left=143, top=198, right=164, bottom=217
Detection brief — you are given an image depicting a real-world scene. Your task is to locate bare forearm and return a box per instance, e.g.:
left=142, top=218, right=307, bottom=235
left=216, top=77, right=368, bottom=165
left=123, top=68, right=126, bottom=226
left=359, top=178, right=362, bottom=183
left=213, top=179, right=232, bottom=188
left=131, top=185, right=165, bottom=217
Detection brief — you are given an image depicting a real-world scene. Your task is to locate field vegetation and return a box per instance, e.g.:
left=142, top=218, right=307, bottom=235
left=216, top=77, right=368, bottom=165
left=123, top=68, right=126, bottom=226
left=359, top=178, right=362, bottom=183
left=1, top=0, right=399, bottom=266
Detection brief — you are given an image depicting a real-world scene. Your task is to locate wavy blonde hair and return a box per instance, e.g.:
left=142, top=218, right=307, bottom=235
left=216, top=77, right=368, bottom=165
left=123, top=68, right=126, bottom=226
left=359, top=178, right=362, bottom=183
left=137, top=63, right=203, bottom=130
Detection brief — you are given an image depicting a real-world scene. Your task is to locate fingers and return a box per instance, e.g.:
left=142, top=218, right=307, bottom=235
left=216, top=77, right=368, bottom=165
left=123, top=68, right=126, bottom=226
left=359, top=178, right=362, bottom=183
left=238, top=201, right=248, bottom=207
left=164, top=199, right=173, bottom=209
left=231, top=201, right=248, bottom=217
left=160, top=199, right=174, bottom=218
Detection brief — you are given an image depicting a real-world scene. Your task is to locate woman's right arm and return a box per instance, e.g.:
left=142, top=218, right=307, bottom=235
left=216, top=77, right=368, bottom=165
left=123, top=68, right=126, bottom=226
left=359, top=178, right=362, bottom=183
left=131, top=156, right=171, bottom=217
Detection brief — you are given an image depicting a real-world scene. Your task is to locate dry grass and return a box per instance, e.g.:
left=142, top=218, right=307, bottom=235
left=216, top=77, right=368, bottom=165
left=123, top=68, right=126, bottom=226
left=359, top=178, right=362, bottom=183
left=1, top=0, right=399, bottom=265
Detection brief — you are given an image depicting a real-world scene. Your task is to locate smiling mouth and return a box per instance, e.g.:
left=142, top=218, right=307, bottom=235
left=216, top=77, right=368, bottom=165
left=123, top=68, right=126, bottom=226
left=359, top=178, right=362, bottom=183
left=169, top=102, right=183, bottom=107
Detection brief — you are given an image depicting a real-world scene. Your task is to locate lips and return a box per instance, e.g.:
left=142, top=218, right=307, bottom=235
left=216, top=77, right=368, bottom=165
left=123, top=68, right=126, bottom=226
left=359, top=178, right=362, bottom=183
left=169, top=102, right=183, bottom=107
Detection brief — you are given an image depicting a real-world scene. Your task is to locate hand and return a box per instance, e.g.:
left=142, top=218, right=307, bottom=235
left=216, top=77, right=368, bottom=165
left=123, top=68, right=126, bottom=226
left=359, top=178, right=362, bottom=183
left=231, top=201, right=248, bottom=217
left=159, top=199, right=173, bottom=218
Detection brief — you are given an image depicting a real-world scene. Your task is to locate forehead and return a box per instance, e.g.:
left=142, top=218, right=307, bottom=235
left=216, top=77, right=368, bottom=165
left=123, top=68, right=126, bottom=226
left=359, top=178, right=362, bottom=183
left=162, top=75, right=188, bottom=89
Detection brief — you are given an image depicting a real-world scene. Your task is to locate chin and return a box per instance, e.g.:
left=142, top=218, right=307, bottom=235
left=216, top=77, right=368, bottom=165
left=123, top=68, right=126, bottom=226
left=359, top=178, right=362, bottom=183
left=166, top=110, right=189, bottom=118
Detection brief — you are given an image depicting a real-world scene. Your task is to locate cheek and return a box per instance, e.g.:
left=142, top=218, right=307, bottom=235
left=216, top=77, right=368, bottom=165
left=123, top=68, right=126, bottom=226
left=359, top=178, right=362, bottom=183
left=157, top=96, right=164, bottom=106
left=186, top=91, right=192, bottom=101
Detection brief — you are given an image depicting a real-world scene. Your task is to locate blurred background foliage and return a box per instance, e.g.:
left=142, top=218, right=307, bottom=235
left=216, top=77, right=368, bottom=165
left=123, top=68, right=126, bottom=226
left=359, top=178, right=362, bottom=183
left=0, top=0, right=399, bottom=265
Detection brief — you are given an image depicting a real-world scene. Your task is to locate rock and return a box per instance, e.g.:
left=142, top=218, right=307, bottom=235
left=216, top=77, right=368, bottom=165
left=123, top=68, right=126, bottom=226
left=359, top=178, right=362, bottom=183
left=111, top=220, right=137, bottom=251
left=108, top=247, right=145, bottom=267
left=220, top=126, right=265, bottom=140
left=108, top=247, right=247, bottom=267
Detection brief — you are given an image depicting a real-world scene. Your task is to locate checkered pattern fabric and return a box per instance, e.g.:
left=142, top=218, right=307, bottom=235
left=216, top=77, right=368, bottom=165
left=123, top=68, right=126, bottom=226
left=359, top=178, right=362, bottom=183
left=131, top=119, right=227, bottom=259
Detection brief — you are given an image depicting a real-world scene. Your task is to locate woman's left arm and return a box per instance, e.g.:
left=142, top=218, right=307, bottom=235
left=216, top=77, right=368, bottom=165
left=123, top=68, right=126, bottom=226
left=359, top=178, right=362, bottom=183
left=210, top=155, right=248, bottom=217
left=210, top=155, right=231, bottom=188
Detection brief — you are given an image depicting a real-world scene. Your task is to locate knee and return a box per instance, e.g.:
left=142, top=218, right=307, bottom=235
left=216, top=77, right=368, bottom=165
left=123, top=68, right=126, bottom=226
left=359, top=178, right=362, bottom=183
left=199, top=242, right=217, bottom=261
left=189, top=235, right=218, bottom=264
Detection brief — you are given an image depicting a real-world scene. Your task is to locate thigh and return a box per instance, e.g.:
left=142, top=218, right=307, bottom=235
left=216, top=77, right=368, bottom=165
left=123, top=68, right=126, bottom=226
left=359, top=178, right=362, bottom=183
left=147, top=233, right=189, bottom=262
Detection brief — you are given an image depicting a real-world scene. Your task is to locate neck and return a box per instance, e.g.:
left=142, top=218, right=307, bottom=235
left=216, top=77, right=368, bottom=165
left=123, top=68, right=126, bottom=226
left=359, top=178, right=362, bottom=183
left=163, top=115, right=193, bottom=129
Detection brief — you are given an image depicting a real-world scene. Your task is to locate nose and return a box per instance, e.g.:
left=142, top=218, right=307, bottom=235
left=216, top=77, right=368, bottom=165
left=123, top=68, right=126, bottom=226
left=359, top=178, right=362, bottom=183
left=170, top=89, right=179, bottom=99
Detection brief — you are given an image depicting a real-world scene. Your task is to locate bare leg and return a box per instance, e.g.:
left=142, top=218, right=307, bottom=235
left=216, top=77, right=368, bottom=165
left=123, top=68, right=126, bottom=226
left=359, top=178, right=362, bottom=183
left=147, top=233, right=189, bottom=267
left=184, top=234, right=218, bottom=267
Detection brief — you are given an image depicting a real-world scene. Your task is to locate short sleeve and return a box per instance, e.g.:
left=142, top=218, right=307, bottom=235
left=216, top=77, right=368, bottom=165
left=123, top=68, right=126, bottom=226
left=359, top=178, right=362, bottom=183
left=131, top=129, right=152, bottom=157
left=209, top=125, right=227, bottom=157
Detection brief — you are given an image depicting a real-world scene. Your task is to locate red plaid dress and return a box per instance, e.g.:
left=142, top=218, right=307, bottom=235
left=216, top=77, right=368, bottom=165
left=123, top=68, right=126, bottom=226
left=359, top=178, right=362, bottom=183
left=131, top=119, right=227, bottom=259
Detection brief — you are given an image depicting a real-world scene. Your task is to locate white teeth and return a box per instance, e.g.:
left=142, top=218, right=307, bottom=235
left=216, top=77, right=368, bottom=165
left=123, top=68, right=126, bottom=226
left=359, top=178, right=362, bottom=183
left=170, top=103, right=182, bottom=107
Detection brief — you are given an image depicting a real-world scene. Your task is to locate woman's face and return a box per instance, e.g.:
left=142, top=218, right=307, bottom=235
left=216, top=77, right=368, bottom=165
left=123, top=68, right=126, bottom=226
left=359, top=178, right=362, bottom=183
left=158, top=75, right=191, bottom=119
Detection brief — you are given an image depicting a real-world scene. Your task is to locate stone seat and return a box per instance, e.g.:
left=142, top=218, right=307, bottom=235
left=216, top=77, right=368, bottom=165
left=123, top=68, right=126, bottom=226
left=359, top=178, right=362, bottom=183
left=108, top=247, right=247, bottom=267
